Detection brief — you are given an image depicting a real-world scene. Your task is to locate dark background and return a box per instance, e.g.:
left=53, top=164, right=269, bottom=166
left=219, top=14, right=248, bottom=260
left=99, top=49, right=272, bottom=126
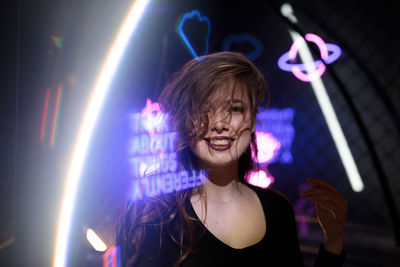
left=1, top=0, right=400, bottom=266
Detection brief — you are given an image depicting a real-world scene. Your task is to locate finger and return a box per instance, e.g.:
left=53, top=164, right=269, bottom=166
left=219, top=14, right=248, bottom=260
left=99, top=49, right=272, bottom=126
left=305, top=196, right=348, bottom=210
left=301, top=189, right=343, bottom=198
left=315, top=200, right=348, bottom=217
left=301, top=190, right=344, bottom=199
left=307, top=199, right=347, bottom=213
left=316, top=201, right=348, bottom=219
left=316, top=203, right=338, bottom=219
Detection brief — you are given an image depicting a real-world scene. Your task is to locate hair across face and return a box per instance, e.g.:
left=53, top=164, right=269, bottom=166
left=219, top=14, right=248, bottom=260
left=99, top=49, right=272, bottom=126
left=191, top=80, right=254, bottom=168
left=159, top=51, right=267, bottom=177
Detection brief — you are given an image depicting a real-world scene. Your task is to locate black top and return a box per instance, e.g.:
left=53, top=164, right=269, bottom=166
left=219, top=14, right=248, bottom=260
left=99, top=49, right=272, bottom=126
left=132, top=184, right=345, bottom=266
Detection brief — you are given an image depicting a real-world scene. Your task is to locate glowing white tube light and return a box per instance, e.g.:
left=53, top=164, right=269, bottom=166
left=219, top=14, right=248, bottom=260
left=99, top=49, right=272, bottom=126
left=86, top=228, right=107, bottom=252
left=281, top=4, right=364, bottom=192
left=53, top=1, right=151, bottom=266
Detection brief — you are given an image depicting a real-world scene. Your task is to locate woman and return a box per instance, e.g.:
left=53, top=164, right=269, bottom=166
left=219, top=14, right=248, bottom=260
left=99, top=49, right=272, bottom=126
left=117, top=52, right=348, bottom=266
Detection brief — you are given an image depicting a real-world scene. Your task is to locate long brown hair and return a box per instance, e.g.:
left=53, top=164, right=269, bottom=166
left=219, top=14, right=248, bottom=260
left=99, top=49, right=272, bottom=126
left=116, top=51, right=267, bottom=266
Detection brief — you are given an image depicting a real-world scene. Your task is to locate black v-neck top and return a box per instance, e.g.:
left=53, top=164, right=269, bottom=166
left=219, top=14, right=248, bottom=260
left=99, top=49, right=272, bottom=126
left=132, top=184, right=345, bottom=266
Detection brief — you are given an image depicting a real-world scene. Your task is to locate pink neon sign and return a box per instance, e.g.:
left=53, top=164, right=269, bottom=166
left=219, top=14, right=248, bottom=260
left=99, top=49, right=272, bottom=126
left=253, top=132, right=281, bottom=164
left=248, top=170, right=274, bottom=189
left=278, top=33, right=341, bottom=82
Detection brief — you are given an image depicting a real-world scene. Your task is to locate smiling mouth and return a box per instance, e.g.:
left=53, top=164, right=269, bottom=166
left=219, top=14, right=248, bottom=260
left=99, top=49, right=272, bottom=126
left=204, top=137, right=235, bottom=151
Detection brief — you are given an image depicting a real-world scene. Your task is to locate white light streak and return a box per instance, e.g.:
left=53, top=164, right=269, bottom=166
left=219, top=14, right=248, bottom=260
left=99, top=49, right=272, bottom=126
left=280, top=3, right=298, bottom=23
left=86, top=228, right=107, bottom=252
left=281, top=3, right=364, bottom=192
left=53, top=0, right=151, bottom=266
left=289, top=30, right=364, bottom=192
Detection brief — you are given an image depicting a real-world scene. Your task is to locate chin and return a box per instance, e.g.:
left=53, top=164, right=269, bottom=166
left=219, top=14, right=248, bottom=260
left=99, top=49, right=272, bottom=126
left=203, top=157, right=239, bottom=168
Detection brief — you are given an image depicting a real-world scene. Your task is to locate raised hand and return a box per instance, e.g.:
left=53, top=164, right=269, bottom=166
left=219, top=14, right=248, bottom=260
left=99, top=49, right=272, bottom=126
left=300, top=178, right=348, bottom=255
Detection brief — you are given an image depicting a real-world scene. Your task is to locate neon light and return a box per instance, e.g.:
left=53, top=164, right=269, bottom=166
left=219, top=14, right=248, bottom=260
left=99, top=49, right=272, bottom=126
left=254, top=132, right=281, bottom=164
left=53, top=1, right=151, bottom=266
left=248, top=170, right=274, bottom=189
left=50, top=84, right=63, bottom=149
left=132, top=170, right=206, bottom=201
left=305, top=34, right=328, bottom=59
left=103, top=246, right=121, bottom=267
left=177, top=10, right=211, bottom=60
left=280, top=3, right=297, bottom=23
left=86, top=228, right=107, bottom=252
left=130, top=152, right=177, bottom=177
left=289, top=29, right=364, bottom=192
left=129, top=133, right=175, bottom=156
left=278, top=33, right=342, bottom=82
left=289, top=34, right=326, bottom=82
left=292, top=63, right=326, bottom=82
left=222, top=33, right=263, bottom=61
left=256, top=108, right=295, bottom=164
left=129, top=100, right=207, bottom=200
left=141, top=98, right=167, bottom=134
left=280, top=4, right=363, bottom=191
left=40, top=89, right=50, bottom=143
left=141, top=98, right=161, bottom=115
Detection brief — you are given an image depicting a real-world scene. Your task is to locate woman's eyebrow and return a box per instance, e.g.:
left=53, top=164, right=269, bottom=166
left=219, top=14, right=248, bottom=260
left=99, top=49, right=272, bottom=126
left=227, top=99, right=244, bottom=104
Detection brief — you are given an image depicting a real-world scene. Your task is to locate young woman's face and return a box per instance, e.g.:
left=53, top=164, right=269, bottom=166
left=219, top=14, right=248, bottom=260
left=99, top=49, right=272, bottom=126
left=191, top=84, right=254, bottom=168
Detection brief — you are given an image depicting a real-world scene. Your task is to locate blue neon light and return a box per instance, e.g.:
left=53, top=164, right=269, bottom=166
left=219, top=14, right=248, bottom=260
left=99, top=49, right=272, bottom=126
left=132, top=170, right=206, bottom=201
left=222, top=33, right=263, bottom=61
left=177, top=10, right=211, bottom=60
left=129, top=106, right=207, bottom=200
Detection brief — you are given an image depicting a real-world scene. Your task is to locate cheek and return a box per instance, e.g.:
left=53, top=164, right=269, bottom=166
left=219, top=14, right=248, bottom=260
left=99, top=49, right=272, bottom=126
left=235, top=130, right=252, bottom=153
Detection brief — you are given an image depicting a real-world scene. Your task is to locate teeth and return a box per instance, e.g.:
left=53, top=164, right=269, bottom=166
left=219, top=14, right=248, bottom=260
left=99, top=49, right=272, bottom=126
left=210, top=139, right=230, bottom=145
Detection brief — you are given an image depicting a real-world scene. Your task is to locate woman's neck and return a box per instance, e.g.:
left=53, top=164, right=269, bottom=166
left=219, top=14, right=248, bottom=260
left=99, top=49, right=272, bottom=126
left=200, top=161, right=243, bottom=203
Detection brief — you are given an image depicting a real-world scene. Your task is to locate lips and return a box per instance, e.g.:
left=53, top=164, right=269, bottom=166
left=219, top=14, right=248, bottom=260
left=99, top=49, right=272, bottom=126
left=204, top=136, right=235, bottom=151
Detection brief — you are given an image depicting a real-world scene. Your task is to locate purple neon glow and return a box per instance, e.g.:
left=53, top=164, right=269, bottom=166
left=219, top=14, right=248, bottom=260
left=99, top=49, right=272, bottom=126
left=253, top=132, right=281, bottom=164
left=141, top=98, right=164, bottom=134
left=277, top=33, right=342, bottom=82
left=323, top=44, right=341, bottom=64
left=248, top=170, right=274, bottom=189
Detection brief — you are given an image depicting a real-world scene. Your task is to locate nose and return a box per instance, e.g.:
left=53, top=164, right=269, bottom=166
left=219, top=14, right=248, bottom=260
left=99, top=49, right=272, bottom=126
left=209, top=110, right=230, bottom=133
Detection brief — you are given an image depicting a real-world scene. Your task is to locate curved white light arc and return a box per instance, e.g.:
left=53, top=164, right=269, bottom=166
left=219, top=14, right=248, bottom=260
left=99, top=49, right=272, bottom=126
left=53, top=1, right=151, bottom=266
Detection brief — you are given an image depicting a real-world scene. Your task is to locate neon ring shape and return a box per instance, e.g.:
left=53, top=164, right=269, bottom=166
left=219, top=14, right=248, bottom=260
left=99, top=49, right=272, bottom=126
left=277, top=33, right=342, bottom=82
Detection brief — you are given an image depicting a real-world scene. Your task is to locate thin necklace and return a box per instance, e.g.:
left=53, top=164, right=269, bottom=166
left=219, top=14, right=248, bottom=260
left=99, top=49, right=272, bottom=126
left=201, top=190, right=242, bottom=204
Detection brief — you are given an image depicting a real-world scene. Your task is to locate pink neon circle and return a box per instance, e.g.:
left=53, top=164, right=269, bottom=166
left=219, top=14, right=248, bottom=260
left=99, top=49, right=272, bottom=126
left=292, top=64, right=326, bottom=82
left=288, top=34, right=330, bottom=81
left=289, top=38, right=305, bottom=60
left=305, top=33, right=329, bottom=60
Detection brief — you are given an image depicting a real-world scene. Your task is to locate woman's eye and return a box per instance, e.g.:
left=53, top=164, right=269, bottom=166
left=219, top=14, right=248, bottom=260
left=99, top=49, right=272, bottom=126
left=232, top=106, right=244, bottom=113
